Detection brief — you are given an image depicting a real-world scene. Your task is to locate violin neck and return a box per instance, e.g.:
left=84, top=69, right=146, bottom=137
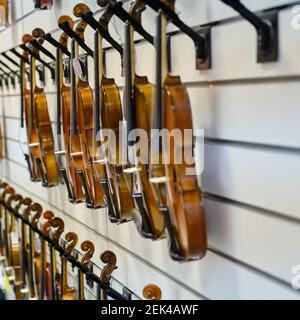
left=39, top=237, right=46, bottom=299
left=94, top=31, right=103, bottom=136
left=29, top=55, right=37, bottom=130
left=61, top=256, right=68, bottom=296
left=124, top=22, right=135, bottom=146
left=70, top=39, right=77, bottom=136
left=20, top=60, right=26, bottom=128
left=78, top=270, right=85, bottom=300
left=21, top=221, right=28, bottom=287
left=28, top=229, right=36, bottom=298
left=50, top=245, right=57, bottom=299
left=56, top=47, right=63, bottom=135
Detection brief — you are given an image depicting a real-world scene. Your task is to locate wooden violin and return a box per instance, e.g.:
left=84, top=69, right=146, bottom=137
left=22, top=34, right=42, bottom=182
left=98, top=250, right=117, bottom=300
left=70, top=4, right=105, bottom=208
left=78, top=240, right=94, bottom=300
left=61, top=232, right=77, bottom=300
left=30, top=28, right=60, bottom=187
left=151, top=0, right=206, bottom=260
left=57, top=15, right=85, bottom=203
left=49, top=216, right=64, bottom=300
left=94, top=0, right=134, bottom=221
left=123, top=0, right=164, bottom=238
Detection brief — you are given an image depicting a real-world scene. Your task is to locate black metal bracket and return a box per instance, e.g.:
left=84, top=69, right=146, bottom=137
left=0, top=60, right=19, bottom=80
left=142, top=0, right=211, bottom=70
left=63, top=58, right=71, bottom=84
left=10, top=48, right=29, bottom=64
left=30, top=39, right=56, bottom=61
left=19, top=44, right=55, bottom=81
left=77, top=170, right=94, bottom=209
left=43, top=33, right=71, bottom=57
left=36, top=64, right=45, bottom=86
left=80, top=11, right=123, bottom=57
left=108, top=1, right=154, bottom=45
left=35, top=157, right=48, bottom=187
left=220, top=0, right=279, bottom=63
left=58, top=21, right=94, bottom=57
left=0, top=67, right=16, bottom=88
left=1, top=52, right=20, bottom=68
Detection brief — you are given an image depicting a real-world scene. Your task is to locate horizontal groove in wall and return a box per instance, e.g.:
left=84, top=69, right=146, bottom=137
left=1, top=157, right=298, bottom=298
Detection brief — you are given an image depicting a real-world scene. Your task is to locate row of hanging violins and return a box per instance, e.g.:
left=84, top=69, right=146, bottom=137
left=16, top=0, right=207, bottom=262
left=0, top=181, right=161, bottom=300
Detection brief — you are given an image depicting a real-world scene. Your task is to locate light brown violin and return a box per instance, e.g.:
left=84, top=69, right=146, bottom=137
left=72, top=4, right=105, bottom=208
left=31, top=28, right=60, bottom=187
left=143, top=284, right=162, bottom=300
left=123, top=0, right=164, bottom=238
left=151, top=0, right=207, bottom=260
left=22, top=34, right=42, bottom=181
left=58, top=15, right=85, bottom=203
left=78, top=240, right=94, bottom=300
left=99, top=250, right=117, bottom=300
left=61, top=232, right=77, bottom=300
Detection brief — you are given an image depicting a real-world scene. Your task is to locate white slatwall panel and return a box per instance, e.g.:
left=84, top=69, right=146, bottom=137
left=0, top=0, right=299, bottom=300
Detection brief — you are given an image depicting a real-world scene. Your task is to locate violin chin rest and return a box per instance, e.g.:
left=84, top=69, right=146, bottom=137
left=149, top=176, right=168, bottom=184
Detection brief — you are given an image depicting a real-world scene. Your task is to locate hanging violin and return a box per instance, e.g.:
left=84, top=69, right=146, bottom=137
left=150, top=0, right=207, bottom=260
left=21, top=34, right=42, bottom=182
left=122, top=0, right=164, bottom=238
left=70, top=4, right=105, bottom=208
left=94, top=0, right=135, bottom=221
left=30, top=28, right=60, bottom=187
left=57, top=15, right=85, bottom=203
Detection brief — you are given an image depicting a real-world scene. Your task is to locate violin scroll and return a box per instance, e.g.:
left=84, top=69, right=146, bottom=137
left=73, top=3, right=90, bottom=17
left=81, top=241, right=95, bottom=266
left=29, top=202, right=43, bottom=229
left=143, top=284, right=162, bottom=300
left=99, top=250, right=117, bottom=284
left=50, top=217, right=65, bottom=242
left=64, top=232, right=78, bottom=255
left=42, top=210, right=54, bottom=236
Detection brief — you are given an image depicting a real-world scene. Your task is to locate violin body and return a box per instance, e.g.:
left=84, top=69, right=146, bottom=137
left=133, top=75, right=164, bottom=237
left=164, top=75, right=207, bottom=260
left=101, top=77, right=134, bottom=220
left=77, top=80, right=106, bottom=208
left=34, top=87, right=60, bottom=187
left=61, top=84, right=85, bottom=202
left=24, top=86, right=42, bottom=181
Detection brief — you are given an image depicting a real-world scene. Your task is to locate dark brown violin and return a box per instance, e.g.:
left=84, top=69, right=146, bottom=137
left=31, top=28, right=60, bottom=187
left=150, top=0, right=206, bottom=260
left=71, top=4, right=105, bottom=208
left=57, top=15, right=85, bottom=203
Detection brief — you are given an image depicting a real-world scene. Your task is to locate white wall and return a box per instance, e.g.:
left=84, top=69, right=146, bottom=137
left=0, top=0, right=300, bottom=300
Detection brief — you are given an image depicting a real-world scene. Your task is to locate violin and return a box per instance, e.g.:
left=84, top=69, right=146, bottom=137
left=41, top=210, right=55, bottom=300
left=34, top=0, right=54, bottom=10
left=72, top=4, right=105, bottom=209
left=61, top=232, right=77, bottom=300
left=123, top=0, right=164, bottom=238
left=57, top=15, right=85, bottom=203
left=7, top=192, right=23, bottom=299
left=143, top=284, right=162, bottom=300
left=94, top=1, right=134, bottom=221
left=78, top=240, right=94, bottom=300
left=49, top=217, right=64, bottom=300
left=21, top=34, right=42, bottom=182
left=151, top=0, right=206, bottom=260
left=29, top=203, right=44, bottom=298
left=98, top=250, right=117, bottom=300
left=30, top=28, right=60, bottom=187
left=0, top=122, right=3, bottom=159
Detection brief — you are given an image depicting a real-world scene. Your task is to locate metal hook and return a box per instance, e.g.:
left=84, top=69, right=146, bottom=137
left=108, top=1, right=154, bottom=45
left=30, top=39, right=56, bottom=61
left=220, top=0, right=278, bottom=62
left=43, top=33, right=71, bottom=57
left=1, top=52, right=20, bottom=68
left=142, top=0, right=211, bottom=70
left=58, top=21, right=94, bottom=57
left=80, top=10, right=123, bottom=57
